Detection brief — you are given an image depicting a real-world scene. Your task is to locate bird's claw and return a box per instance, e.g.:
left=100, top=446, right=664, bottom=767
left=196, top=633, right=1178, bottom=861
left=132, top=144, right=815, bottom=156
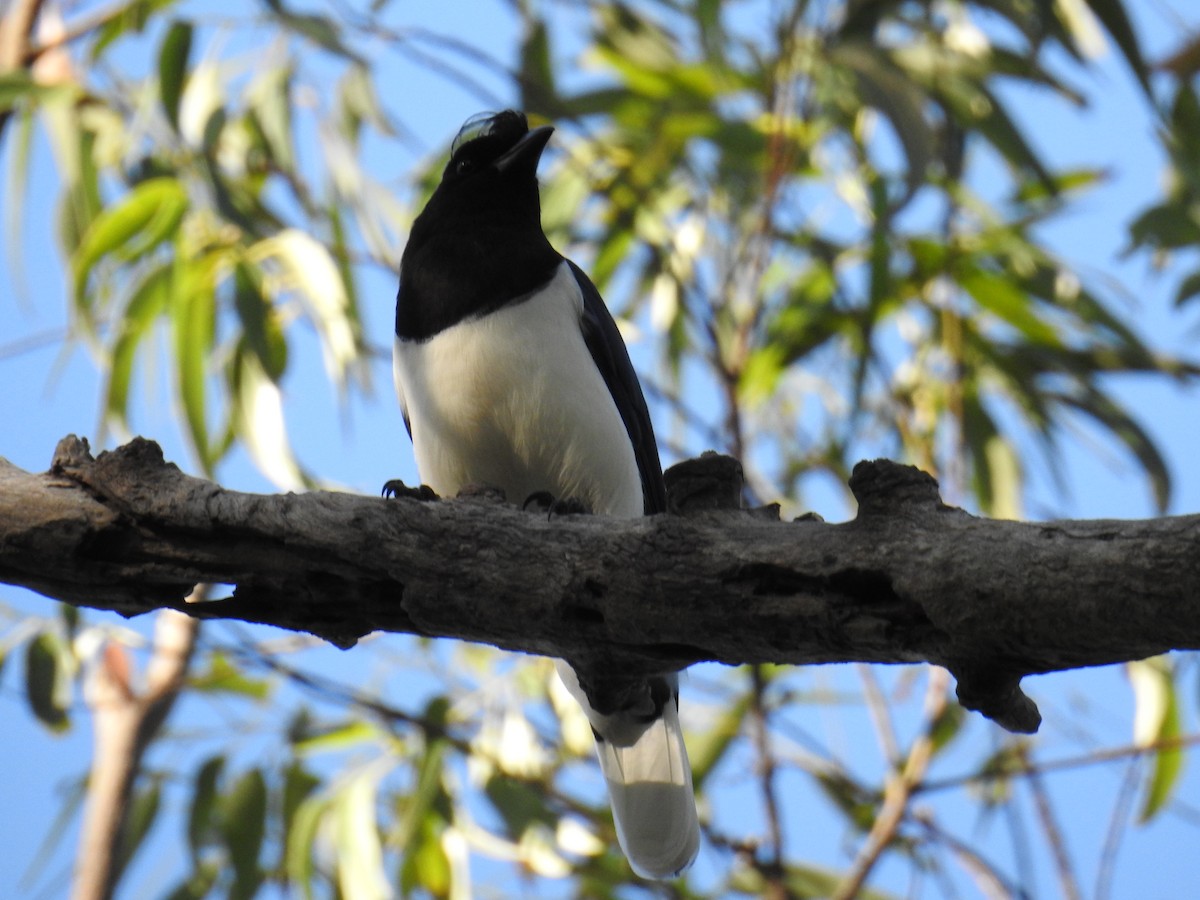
left=523, top=491, right=591, bottom=517
left=382, top=480, right=438, bottom=501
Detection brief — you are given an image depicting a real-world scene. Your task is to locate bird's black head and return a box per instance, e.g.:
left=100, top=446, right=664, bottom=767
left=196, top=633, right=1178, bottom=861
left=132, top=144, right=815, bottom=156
left=396, top=110, right=561, bottom=341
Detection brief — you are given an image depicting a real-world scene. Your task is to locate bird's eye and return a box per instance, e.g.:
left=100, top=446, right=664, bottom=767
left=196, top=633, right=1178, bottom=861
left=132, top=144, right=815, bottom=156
left=455, top=157, right=476, bottom=175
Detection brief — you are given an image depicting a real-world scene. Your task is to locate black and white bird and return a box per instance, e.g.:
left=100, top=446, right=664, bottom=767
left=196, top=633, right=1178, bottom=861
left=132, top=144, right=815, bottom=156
left=392, top=110, right=699, bottom=879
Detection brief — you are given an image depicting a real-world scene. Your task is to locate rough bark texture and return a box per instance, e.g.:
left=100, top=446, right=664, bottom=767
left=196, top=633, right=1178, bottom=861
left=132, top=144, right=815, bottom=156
left=3, top=435, right=1200, bottom=734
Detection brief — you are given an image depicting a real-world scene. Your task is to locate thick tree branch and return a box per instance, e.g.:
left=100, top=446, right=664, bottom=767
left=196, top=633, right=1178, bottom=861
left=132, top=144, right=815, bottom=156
left=3, top=435, right=1200, bottom=734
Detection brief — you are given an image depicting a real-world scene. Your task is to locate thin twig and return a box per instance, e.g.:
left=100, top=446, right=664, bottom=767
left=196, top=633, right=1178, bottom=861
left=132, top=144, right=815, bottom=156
left=0, top=0, right=48, bottom=139
left=859, top=664, right=900, bottom=766
left=914, top=732, right=1200, bottom=796
left=832, top=668, right=949, bottom=900
left=749, top=665, right=788, bottom=899
left=913, top=811, right=1029, bottom=900
left=1022, top=747, right=1082, bottom=900
left=1095, top=757, right=1140, bottom=900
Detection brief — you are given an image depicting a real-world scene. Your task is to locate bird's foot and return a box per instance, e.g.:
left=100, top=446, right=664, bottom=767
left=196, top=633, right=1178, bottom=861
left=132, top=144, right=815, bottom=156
left=523, top=491, right=591, bottom=517
left=382, top=480, right=438, bottom=501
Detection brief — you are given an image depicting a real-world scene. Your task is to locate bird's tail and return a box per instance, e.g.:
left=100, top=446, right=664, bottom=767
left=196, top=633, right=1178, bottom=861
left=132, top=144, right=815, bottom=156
left=556, top=662, right=700, bottom=879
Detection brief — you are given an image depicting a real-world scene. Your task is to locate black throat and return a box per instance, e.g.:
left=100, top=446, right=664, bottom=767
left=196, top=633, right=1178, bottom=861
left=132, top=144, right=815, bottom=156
left=395, top=208, right=561, bottom=341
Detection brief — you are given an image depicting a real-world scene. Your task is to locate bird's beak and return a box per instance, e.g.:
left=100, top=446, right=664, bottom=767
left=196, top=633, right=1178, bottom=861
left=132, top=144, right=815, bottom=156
left=493, top=125, right=554, bottom=174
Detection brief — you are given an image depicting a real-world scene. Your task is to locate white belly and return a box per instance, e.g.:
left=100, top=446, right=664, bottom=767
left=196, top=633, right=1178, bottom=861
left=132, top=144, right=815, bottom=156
left=393, top=262, right=643, bottom=518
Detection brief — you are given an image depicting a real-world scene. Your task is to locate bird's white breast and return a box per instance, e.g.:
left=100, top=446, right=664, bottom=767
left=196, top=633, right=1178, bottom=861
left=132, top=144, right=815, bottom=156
left=393, top=261, right=643, bottom=518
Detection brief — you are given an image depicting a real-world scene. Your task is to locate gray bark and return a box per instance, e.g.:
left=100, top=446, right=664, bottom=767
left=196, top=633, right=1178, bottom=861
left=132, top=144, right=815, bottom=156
left=3, top=434, right=1200, bottom=735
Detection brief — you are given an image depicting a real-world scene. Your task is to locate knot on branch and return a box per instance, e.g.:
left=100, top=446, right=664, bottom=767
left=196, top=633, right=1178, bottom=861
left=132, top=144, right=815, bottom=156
left=51, top=434, right=96, bottom=472
left=950, top=661, right=1042, bottom=734
left=849, top=459, right=944, bottom=518
left=665, top=452, right=744, bottom=514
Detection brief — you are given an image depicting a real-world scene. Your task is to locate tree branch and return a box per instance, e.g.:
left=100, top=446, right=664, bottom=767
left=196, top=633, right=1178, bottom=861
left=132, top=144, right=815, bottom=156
left=73, top=604, right=199, bottom=900
left=3, top=435, right=1200, bottom=734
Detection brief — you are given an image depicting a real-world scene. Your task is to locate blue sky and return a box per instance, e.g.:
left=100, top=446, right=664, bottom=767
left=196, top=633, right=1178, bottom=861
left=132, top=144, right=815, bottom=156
left=2, top=1, right=1200, bottom=897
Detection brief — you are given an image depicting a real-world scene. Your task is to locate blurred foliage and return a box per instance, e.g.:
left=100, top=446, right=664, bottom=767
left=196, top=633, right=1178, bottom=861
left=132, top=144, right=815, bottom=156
left=3, top=0, right=1200, bottom=897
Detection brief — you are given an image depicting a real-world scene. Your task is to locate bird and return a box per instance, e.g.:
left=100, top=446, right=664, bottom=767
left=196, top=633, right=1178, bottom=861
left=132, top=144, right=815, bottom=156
left=391, top=109, right=699, bottom=879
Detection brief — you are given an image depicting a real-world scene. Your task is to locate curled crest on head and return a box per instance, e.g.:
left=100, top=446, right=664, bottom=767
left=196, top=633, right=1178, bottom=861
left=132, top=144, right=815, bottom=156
left=451, top=110, right=529, bottom=154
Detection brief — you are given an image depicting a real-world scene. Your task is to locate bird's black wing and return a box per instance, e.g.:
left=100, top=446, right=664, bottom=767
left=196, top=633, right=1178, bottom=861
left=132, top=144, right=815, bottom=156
left=568, top=260, right=667, bottom=515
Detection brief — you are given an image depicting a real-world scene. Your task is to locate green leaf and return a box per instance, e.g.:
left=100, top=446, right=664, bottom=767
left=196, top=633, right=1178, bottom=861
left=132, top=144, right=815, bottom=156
left=927, top=699, right=967, bottom=756
left=1128, top=204, right=1200, bottom=252
left=105, top=263, right=172, bottom=424
left=293, top=719, right=377, bottom=754
left=0, top=72, right=35, bottom=110
left=220, top=769, right=267, bottom=899
left=187, top=755, right=225, bottom=858
left=253, top=229, right=359, bottom=387
left=1078, top=0, right=1152, bottom=95
left=162, top=861, right=220, bottom=900
left=234, top=262, right=287, bottom=380
left=335, top=763, right=390, bottom=900
left=518, top=15, right=556, bottom=113
left=248, top=63, right=295, bottom=173
left=833, top=43, right=935, bottom=205
left=814, top=771, right=875, bottom=832
left=396, top=738, right=448, bottom=852
left=401, top=821, right=451, bottom=896
left=485, top=776, right=554, bottom=839
left=1129, top=658, right=1184, bottom=822
left=689, top=693, right=751, bottom=788
left=189, top=653, right=271, bottom=700
left=1055, top=390, right=1170, bottom=512
left=959, top=268, right=1061, bottom=346
left=0, top=72, right=75, bottom=110
left=1175, top=270, right=1200, bottom=308
left=172, top=255, right=217, bottom=472
left=73, top=178, right=188, bottom=310
left=24, top=632, right=70, bottom=732
left=158, top=20, right=193, bottom=130
left=286, top=793, right=325, bottom=898
left=91, top=0, right=182, bottom=60
left=282, top=762, right=321, bottom=856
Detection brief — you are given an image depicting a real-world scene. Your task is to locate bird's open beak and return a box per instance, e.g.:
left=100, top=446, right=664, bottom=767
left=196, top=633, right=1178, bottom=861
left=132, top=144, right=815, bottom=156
left=493, top=125, right=554, bottom=174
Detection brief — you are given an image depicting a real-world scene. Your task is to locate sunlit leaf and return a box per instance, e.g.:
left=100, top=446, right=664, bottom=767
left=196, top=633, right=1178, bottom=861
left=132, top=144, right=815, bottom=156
left=958, top=268, right=1061, bottom=346
left=248, top=62, right=295, bottom=173
left=293, top=719, right=377, bottom=754
left=285, top=792, right=326, bottom=898
left=397, top=738, right=448, bottom=853
left=282, top=762, right=321, bottom=857
left=189, top=653, right=271, bottom=700
left=234, top=350, right=307, bottom=490
left=1129, top=657, right=1185, bottom=822
left=72, top=178, right=187, bottom=312
left=252, top=229, right=361, bottom=387
left=335, top=763, right=390, bottom=900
